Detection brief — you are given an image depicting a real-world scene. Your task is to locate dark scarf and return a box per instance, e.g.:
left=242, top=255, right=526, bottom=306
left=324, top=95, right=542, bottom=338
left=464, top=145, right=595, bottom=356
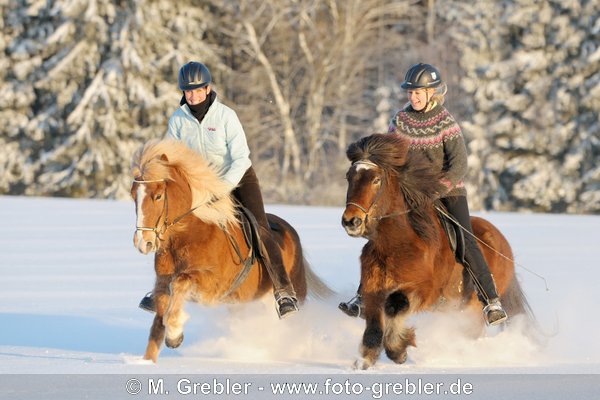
left=181, top=90, right=216, bottom=123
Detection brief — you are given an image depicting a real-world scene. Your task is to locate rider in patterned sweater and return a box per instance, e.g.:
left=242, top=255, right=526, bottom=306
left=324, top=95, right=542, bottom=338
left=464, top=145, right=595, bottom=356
left=339, top=63, right=508, bottom=326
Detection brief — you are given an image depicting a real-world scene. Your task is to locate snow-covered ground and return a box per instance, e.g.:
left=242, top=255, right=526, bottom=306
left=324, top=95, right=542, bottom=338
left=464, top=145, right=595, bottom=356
left=1, top=195, right=598, bottom=399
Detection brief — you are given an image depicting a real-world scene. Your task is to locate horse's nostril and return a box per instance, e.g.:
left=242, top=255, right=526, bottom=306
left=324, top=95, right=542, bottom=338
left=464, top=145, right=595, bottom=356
left=343, top=216, right=363, bottom=228
left=352, top=217, right=363, bottom=228
left=145, top=242, right=154, bottom=253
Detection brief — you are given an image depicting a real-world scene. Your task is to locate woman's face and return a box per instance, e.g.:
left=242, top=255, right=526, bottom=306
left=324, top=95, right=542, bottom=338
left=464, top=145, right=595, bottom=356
left=184, top=86, right=211, bottom=105
left=406, top=88, right=433, bottom=111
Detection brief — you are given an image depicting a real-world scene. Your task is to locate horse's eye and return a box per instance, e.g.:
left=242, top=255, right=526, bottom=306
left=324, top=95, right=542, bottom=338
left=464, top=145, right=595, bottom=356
left=155, top=194, right=163, bottom=201
left=373, top=177, right=381, bottom=185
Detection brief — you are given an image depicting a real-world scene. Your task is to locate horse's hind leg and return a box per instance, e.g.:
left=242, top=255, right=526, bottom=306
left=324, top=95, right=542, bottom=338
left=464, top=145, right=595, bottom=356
left=383, top=290, right=416, bottom=364
left=163, top=273, right=192, bottom=349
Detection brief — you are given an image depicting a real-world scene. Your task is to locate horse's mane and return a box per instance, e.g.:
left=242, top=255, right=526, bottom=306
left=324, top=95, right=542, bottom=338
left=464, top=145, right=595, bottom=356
left=347, top=133, right=445, bottom=241
left=131, top=139, right=237, bottom=226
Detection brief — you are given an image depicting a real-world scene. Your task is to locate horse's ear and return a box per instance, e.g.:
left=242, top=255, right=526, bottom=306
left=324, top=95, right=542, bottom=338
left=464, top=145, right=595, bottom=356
left=346, top=141, right=360, bottom=162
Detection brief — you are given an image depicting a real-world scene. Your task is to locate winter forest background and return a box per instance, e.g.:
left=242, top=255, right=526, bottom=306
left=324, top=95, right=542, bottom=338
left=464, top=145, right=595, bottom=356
left=1, top=0, right=599, bottom=213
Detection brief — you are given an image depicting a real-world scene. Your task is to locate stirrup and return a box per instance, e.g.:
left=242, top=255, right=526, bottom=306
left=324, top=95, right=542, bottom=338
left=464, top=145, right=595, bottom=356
left=483, top=298, right=508, bottom=326
left=274, top=291, right=299, bottom=319
left=338, top=293, right=364, bottom=319
left=139, top=291, right=156, bottom=313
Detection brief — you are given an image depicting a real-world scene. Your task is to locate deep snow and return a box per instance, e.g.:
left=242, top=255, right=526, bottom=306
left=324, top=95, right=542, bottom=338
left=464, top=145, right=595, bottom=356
left=0, top=196, right=599, bottom=399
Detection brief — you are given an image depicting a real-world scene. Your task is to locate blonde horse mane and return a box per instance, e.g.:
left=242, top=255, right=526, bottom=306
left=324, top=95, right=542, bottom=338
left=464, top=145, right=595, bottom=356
left=131, top=139, right=238, bottom=227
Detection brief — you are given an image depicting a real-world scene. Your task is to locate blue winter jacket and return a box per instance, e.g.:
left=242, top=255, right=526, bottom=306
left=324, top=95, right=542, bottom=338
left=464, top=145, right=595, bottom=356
left=165, top=96, right=252, bottom=188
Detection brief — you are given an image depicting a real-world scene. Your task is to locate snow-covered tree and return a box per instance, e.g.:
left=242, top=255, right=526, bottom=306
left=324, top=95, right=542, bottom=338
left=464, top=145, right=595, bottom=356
left=443, top=0, right=600, bottom=213
left=1, top=0, right=220, bottom=198
left=212, top=0, right=415, bottom=204
left=1, top=0, right=598, bottom=213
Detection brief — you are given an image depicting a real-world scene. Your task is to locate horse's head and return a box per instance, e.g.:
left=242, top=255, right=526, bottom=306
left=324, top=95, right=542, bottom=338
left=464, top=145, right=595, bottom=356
left=341, top=133, right=445, bottom=239
left=130, top=139, right=238, bottom=254
left=131, top=177, right=169, bottom=254
left=130, top=140, right=190, bottom=254
left=342, top=159, right=387, bottom=237
left=342, top=134, right=407, bottom=238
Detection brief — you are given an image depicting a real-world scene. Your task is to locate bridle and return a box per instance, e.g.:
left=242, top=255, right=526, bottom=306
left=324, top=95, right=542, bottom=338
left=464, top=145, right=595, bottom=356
left=133, top=178, right=201, bottom=240
left=345, top=160, right=411, bottom=221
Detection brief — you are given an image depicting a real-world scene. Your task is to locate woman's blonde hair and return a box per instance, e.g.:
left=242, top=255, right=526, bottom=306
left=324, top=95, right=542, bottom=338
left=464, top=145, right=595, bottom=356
left=430, top=82, right=448, bottom=105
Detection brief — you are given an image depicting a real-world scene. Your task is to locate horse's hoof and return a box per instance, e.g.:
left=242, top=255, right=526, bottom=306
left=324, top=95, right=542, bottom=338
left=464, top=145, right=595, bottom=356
left=385, top=348, right=408, bottom=364
left=165, top=333, right=184, bottom=349
left=352, top=358, right=373, bottom=370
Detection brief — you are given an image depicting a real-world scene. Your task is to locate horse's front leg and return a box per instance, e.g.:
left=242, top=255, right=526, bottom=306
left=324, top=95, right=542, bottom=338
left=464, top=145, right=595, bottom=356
left=383, top=290, right=416, bottom=364
left=163, top=273, right=193, bottom=349
left=143, top=281, right=171, bottom=363
left=355, top=292, right=386, bottom=370
left=144, top=251, right=176, bottom=363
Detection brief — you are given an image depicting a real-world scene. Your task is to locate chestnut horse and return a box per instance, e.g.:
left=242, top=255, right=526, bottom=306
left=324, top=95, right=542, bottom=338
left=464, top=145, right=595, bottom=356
left=341, top=133, right=532, bottom=369
left=130, top=139, right=331, bottom=363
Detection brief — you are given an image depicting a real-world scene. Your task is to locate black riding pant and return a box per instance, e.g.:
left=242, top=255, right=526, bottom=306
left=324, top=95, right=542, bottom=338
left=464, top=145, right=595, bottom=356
left=440, top=196, right=498, bottom=303
left=232, top=167, right=294, bottom=295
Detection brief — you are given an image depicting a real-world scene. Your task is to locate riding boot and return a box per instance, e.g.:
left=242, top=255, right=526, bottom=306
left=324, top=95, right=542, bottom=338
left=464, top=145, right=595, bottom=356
left=442, top=196, right=507, bottom=326
left=338, top=284, right=365, bottom=318
left=261, top=232, right=299, bottom=319
left=463, top=239, right=508, bottom=326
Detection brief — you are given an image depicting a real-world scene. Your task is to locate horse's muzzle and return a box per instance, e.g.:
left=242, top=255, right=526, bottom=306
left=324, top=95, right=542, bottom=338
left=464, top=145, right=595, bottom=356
left=134, top=230, right=159, bottom=254
left=341, top=214, right=366, bottom=237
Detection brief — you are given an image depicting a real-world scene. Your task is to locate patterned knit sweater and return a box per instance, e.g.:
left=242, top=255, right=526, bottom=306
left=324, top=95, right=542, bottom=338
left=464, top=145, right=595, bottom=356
left=388, top=104, right=468, bottom=197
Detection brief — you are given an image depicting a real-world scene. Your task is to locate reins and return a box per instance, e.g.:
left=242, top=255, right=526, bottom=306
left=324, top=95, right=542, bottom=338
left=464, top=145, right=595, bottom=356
left=434, top=205, right=549, bottom=291
left=345, top=160, right=548, bottom=291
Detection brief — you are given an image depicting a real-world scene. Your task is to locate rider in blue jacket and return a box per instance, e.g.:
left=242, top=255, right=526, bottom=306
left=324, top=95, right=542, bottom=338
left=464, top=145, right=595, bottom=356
left=139, top=62, right=299, bottom=319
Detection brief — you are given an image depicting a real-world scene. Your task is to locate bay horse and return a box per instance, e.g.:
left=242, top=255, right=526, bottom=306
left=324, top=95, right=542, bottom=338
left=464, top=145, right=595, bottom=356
left=130, top=139, right=331, bottom=363
left=341, top=133, right=532, bottom=369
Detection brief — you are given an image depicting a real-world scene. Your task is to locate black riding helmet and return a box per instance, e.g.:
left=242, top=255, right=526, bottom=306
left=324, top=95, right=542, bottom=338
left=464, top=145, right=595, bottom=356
left=400, top=63, right=442, bottom=89
left=178, top=62, right=212, bottom=91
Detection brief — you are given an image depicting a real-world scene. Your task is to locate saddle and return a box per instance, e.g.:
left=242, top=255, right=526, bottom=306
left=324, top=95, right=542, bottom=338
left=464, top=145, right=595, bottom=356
left=436, top=205, right=466, bottom=264
left=236, top=204, right=267, bottom=261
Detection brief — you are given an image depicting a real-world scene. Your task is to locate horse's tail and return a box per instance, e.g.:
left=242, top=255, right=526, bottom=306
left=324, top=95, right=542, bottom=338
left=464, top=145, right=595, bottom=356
left=504, top=276, right=559, bottom=343
left=502, top=276, right=535, bottom=323
left=303, top=257, right=336, bottom=300
left=501, top=276, right=558, bottom=343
